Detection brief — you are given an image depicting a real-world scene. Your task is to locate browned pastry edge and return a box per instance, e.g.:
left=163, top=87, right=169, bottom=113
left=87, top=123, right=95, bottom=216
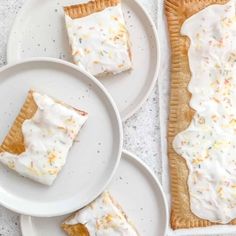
left=165, top=0, right=231, bottom=229
left=64, top=0, right=120, bottom=19
left=61, top=222, right=89, bottom=236
left=0, top=90, right=37, bottom=155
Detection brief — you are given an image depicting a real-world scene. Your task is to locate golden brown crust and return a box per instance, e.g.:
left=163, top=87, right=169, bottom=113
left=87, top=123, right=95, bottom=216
left=0, top=90, right=37, bottom=155
left=64, top=0, right=120, bottom=19
left=165, top=0, right=230, bottom=229
left=61, top=222, right=89, bottom=236
left=61, top=207, right=90, bottom=236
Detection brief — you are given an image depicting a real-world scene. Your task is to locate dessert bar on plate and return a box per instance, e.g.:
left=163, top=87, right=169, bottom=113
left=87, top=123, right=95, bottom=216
left=62, top=191, right=139, bottom=236
left=64, top=0, right=132, bottom=77
left=0, top=90, right=88, bottom=186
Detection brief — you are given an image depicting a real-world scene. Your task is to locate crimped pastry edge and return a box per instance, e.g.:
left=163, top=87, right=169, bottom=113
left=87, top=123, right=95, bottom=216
left=64, top=0, right=120, bottom=19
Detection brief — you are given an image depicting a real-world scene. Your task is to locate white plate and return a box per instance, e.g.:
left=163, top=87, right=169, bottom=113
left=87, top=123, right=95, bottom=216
left=0, top=57, right=122, bottom=217
left=7, top=0, right=160, bottom=120
left=20, top=150, right=168, bottom=236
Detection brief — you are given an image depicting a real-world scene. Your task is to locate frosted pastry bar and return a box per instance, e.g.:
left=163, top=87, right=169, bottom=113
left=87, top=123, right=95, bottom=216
left=64, top=0, right=132, bottom=77
left=62, top=192, right=139, bottom=236
left=173, top=0, right=236, bottom=224
left=0, top=90, right=88, bottom=185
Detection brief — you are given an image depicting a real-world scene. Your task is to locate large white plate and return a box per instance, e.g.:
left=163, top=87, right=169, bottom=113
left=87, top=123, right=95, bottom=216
left=21, top=150, right=168, bottom=236
left=7, top=0, right=160, bottom=120
left=0, top=58, right=122, bottom=217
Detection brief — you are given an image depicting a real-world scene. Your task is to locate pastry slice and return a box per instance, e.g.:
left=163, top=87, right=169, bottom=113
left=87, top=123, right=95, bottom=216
left=61, top=192, right=139, bottom=236
left=64, top=0, right=132, bottom=77
left=0, top=90, right=88, bottom=185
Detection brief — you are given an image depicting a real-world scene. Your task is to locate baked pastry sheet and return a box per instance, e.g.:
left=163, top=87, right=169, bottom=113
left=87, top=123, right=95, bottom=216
left=165, top=0, right=230, bottom=229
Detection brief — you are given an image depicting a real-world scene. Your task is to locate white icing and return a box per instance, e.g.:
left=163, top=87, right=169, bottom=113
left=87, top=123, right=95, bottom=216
left=65, top=4, right=132, bottom=76
left=64, top=192, right=138, bottom=235
left=0, top=92, right=88, bottom=186
left=173, top=0, right=236, bottom=223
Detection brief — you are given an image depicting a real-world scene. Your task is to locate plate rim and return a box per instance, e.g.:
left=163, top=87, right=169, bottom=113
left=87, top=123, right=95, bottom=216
left=20, top=149, right=168, bottom=236
left=0, top=57, right=123, bottom=217
left=6, top=0, right=160, bottom=121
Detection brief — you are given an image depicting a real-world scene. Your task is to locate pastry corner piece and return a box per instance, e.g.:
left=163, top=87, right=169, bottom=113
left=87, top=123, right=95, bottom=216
left=61, top=192, right=139, bottom=236
left=0, top=90, right=88, bottom=186
left=165, top=0, right=231, bottom=230
left=64, top=0, right=132, bottom=77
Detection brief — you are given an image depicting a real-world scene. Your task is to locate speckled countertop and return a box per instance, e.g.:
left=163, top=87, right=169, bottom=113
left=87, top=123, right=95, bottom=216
left=0, top=0, right=160, bottom=235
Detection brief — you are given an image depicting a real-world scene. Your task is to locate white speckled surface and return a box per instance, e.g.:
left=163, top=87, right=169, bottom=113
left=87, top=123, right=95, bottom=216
left=0, top=0, right=160, bottom=235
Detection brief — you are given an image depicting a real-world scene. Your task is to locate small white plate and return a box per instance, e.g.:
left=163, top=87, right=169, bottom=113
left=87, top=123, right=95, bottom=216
left=20, top=150, right=168, bottom=236
left=0, top=57, right=122, bottom=217
left=7, top=0, right=160, bottom=120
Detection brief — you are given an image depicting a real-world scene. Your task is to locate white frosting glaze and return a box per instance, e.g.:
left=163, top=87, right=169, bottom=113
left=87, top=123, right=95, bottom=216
left=65, top=4, right=132, bottom=76
left=173, top=0, right=236, bottom=223
left=0, top=92, right=88, bottom=186
left=64, top=192, right=138, bottom=235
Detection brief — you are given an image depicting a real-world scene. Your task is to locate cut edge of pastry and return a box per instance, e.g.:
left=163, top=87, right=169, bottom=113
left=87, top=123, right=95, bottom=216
left=61, top=195, right=95, bottom=236
left=165, top=0, right=230, bottom=229
left=64, top=0, right=121, bottom=19
left=0, top=90, right=88, bottom=156
left=61, top=222, right=90, bottom=236
left=0, top=90, right=37, bottom=155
